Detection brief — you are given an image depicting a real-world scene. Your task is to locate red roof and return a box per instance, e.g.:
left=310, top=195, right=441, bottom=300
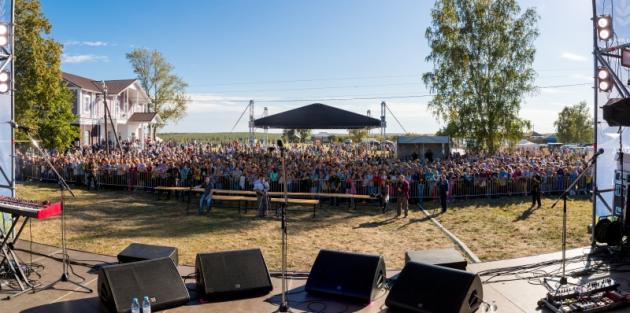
left=62, top=72, right=137, bottom=95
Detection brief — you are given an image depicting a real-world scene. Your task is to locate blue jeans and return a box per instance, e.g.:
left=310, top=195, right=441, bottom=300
left=417, top=184, right=424, bottom=204
left=199, top=193, right=212, bottom=214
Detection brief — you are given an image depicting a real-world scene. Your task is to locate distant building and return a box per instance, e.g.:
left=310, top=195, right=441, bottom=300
left=312, top=132, right=332, bottom=143
left=397, top=135, right=450, bottom=161
left=62, top=72, right=161, bottom=146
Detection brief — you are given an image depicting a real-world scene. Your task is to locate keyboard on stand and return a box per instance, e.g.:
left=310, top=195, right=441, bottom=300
left=0, top=196, right=61, bottom=219
left=0, top=196, right=62, bottom=299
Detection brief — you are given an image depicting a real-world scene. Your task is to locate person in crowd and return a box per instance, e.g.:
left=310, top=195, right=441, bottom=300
left=380, top=179, right=390, bottom=213
left=254, top=174, right=270, bottom=217
left=438, top=174, right=449, bottom=213
left=396, top=174, right=410, bottom=217
left=197, top=176, right=213, bottom=215
left=531, top=169, right=542, bottom=208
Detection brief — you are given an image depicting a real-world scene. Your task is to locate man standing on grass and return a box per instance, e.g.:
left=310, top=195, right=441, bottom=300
left=438, top=174, right=449, bottom=213
left=396, top=175, right=410, bottom=217
left=254, top=174, right=270, bottom=217
left=531, top=169, right=542, bottom=208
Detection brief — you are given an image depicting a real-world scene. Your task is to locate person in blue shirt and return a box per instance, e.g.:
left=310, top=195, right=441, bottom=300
left=196, top=176, right=213, bottom=215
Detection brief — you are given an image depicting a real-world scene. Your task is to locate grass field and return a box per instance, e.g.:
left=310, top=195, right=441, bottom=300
left=15, top=183, right=593, bottom=271
left=422, top=195, right=593, bottom=261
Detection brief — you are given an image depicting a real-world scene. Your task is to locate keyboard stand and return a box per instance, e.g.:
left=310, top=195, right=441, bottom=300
left=0, top=215, right=35, bottom=299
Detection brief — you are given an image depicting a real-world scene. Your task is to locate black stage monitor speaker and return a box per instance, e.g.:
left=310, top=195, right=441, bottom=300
left=117, top=243, right=178, bottom=265
left=195, top=248, right=273, bottom=299
left=305, top=249, right=386, bottom=303
left=98, top=257, right=190, bottom=313
left=603, top=98, right=630, bottom=127
left=385, top=261, right=483, bottom=313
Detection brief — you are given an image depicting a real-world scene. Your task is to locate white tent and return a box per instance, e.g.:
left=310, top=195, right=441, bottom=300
left=517, top=139, right=540, bottom=150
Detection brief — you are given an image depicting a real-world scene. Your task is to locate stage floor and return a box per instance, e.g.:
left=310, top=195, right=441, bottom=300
left=2, top=241, right=630, bottom=313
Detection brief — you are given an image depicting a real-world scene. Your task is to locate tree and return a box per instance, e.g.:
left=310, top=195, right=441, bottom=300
left=15, top=0, right=77, bottom=150
left=297, top=129, right=311, bottom=142
left=126, top=48, right=188, bottom=139
left=348, top=129, right=368, bottom=142
left=422, top=0, right=539, bottom=153
left=282, top=129, right=310, bottom=143
left=554, top=101, right=593, bottom=144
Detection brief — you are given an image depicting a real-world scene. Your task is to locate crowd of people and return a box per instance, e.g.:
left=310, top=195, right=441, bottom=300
left=16, top=140, right=593, bottom=208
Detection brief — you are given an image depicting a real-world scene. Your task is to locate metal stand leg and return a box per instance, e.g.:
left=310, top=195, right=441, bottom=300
left=36, top=185, right=92, bottom=294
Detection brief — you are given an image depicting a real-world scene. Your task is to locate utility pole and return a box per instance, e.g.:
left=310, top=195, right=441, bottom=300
left=102, top=81, right=109, bottom=154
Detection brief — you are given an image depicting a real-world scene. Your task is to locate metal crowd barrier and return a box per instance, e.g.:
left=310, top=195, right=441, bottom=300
left=18, top=163, right=591, bottom=201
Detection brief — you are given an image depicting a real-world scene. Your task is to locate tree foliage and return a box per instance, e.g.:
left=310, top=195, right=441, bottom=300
left=15, top=0, right=77, bottom=150
left=282, top=129, right=311, bottom=143
left=126, top=48, right=188, bottom=137
left=554, top=101, right=593, bottom=144
left=348, top=129, right=368, bottom=142
left=423, top=0, right=539, bottom=153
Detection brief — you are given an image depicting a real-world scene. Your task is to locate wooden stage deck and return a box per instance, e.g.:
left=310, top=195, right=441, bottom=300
left=2, top=241, right=630, bottom=312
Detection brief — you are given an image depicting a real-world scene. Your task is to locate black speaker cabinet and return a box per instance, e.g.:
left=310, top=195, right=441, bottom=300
left=305, top=249, right=386, bottom=303
left=117, top=243, right=178, bottom=265
left=98, top=257, right=190, bottom=313
left=385, top=261, right=483, bottom=313
left=195, top=248, right=273, bottom=299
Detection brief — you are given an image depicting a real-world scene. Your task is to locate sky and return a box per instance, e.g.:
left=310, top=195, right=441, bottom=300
left=42, top=0, right=600, bottom=134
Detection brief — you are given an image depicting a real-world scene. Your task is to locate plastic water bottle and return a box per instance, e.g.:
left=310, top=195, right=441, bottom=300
left=131, top=298, right=140, bottom=313
left=142, top=296, right=152, bottom=313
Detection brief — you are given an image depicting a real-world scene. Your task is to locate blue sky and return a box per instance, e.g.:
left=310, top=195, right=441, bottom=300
left=43, top=0, right=599, bottom=134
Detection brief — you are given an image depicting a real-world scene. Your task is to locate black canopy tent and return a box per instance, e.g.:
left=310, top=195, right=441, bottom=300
left=253, top=103, right=381, bottom=129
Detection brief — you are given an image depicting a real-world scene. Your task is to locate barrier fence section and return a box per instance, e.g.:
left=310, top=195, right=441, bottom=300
left=18, top=163, right=592, bottom=201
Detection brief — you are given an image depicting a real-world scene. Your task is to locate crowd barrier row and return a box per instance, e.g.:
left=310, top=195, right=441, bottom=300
left=18, top=163, right=592, bottom=201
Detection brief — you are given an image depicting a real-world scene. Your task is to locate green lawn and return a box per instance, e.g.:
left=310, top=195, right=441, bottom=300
left=15, top=183, right=593, bottom=270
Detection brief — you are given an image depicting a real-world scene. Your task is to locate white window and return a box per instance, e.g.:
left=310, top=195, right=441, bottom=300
left=83, top=95, right=91, bottom=114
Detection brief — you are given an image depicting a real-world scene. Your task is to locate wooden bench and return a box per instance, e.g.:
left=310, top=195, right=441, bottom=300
left=210, top=189, right=377, bottom=208
left=205, top=195, right=320, bottom=217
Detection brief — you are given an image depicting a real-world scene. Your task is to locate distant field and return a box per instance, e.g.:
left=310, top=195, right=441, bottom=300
left=158, top=132, right=283, bottom=142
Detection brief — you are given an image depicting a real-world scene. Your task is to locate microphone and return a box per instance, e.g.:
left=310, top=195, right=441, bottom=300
left=8, top=121, right=31, bottom=132
left=594, top=148, right=604, bottom=157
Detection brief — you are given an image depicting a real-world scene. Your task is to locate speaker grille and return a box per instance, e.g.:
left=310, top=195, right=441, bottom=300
left=98, top=257, right=189, bottom=313
left=386, top=261, right=482, bottom=313
left=305, top=249, right=386, bottom=303
left=196, top=248, right=272, bottom=299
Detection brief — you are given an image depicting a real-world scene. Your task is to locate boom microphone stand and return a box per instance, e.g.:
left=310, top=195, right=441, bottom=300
left=550, top=148, right=604, bottom=286
left=274, top=139, right=292, bottom=313
left=11, top=123, right=92, bottom=293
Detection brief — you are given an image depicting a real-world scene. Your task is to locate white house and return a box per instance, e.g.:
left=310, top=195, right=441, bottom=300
left=62, top=72, right=161, bottom=146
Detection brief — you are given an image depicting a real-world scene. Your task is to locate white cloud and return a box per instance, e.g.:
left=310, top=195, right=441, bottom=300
left=561, top=52, right=588, bottom=62
left=64, top=40, right=111, bottom=47
left=62, top=54, right=109, bottom=64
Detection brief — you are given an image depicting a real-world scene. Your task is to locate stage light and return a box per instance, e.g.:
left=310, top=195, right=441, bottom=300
left=596, top=15, right=613, bottom=41
left=0, top=71, right=10, bottom=93
left=0, top=23, right=8, bottom=47
left=598, top=67, right=613, bottom=92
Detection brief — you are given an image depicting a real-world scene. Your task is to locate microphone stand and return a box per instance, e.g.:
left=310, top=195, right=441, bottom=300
left=21, top=130, right=92, bottom=293
left=550, top=151, right=602, bottom=286
left=274, top=145, right=292, bottom=313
